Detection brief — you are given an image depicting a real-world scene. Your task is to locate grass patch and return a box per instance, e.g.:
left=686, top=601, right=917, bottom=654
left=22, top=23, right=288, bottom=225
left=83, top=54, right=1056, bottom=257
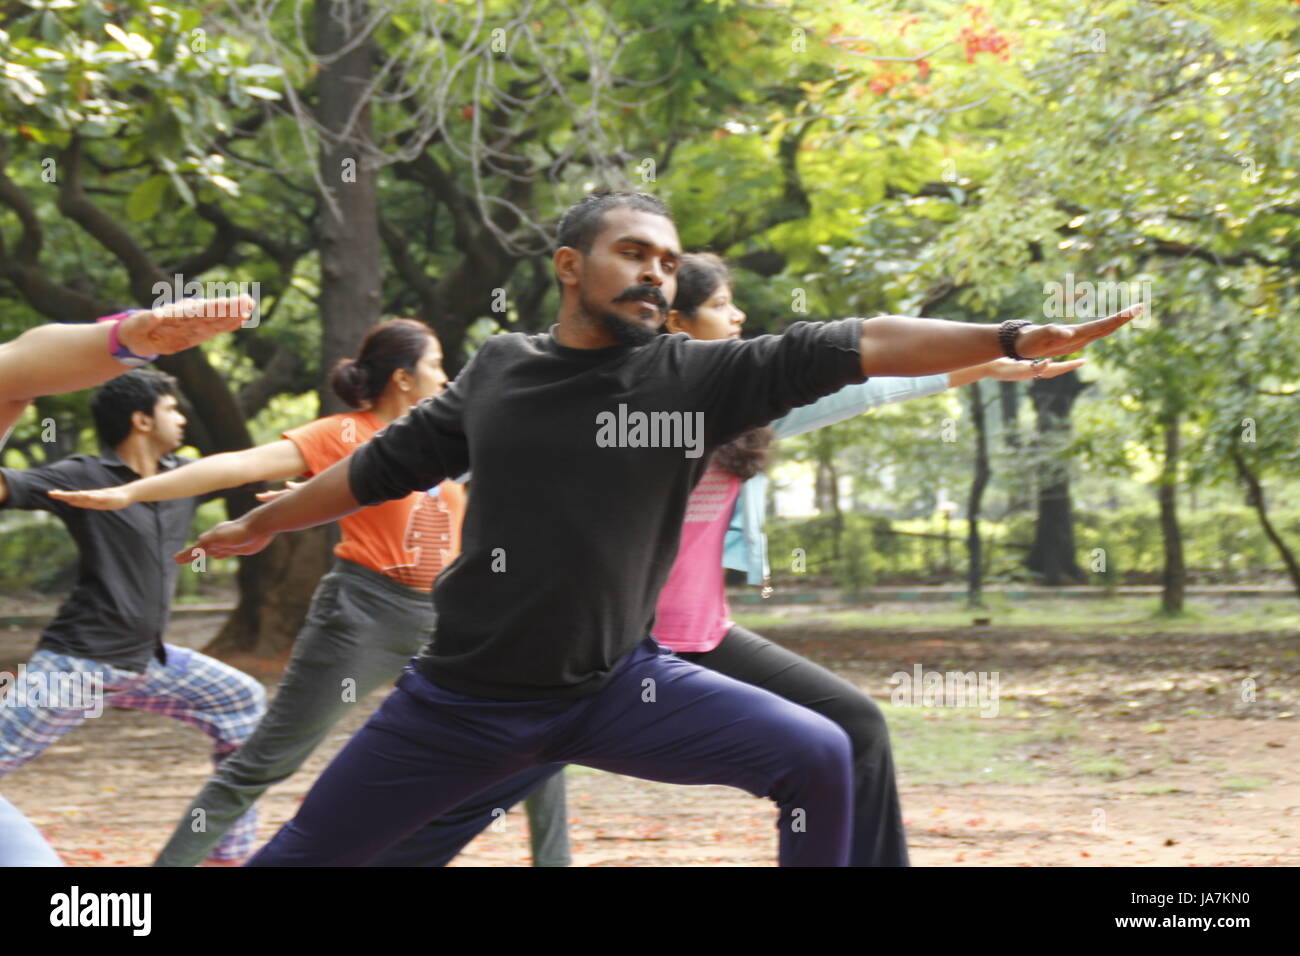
left=575, top=707, right=1077, bottom=789
left=1132, top=783, right=1185, bottom=795
left=1070, top=748, right=1131, bottom=779
left=883, top=703, right=1047, bottom=785
left=1041, top=720, right=1082, bottom=743
left=733, top=596, right=1300, bottom=635
left=1220, top=776, right=1270, bottom=791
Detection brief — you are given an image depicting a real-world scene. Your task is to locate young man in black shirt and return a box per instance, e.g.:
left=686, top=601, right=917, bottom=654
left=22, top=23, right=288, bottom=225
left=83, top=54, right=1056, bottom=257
left=0, top=295, right=253, bottom=865
left=187, top=191, right=1136, bottom=866
left=0, top=370, right=267, bottom=864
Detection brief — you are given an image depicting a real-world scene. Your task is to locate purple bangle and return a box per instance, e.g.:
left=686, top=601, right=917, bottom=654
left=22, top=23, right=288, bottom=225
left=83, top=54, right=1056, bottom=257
left=98, top=310, right=158, bottom=367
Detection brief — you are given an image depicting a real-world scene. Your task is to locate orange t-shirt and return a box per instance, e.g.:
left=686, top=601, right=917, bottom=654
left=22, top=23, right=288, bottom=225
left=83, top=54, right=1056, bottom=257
left=283, top=411, right=465, bottom=591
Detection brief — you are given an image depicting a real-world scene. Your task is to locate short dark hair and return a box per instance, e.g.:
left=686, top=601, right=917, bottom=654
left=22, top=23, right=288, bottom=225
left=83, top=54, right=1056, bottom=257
left=672, top=252, right=732, bottom=317
left=90, top=369, right=179, bottom=448
left=555, top=189, right=672, bottom=254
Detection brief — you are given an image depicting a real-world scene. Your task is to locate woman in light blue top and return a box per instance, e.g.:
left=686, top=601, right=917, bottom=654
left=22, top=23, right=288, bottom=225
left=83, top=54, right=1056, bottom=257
left=653, top=253, right=1082, bottom=865
left=663, top=254, right=1083, bottom=596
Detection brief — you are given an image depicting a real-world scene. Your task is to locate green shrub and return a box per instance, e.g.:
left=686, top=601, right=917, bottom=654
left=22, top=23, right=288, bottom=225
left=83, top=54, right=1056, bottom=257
left=0, top=514, right=78, bottom=592
left=767, top=506, right=1300, bottom=586
left=0, top=502, right=237, bottom=597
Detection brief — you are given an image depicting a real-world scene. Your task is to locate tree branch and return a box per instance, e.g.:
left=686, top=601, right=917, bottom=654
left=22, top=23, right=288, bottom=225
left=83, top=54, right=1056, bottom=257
left=0, top=138, right=44, bottom=264
left=56, top=136, right=166, bottom=301
left=0, top=156, right=114, bottom=320
left=237, top=340, right=312, bottom=419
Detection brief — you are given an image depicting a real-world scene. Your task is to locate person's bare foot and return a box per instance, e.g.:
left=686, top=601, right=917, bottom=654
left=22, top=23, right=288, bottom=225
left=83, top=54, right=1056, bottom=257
left=117, top=295, right=256, bottom=356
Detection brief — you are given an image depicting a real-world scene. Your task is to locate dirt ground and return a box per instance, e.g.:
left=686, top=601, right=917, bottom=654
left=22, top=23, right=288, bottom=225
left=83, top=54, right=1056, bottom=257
left=2, top=607, right=1296, bottom=867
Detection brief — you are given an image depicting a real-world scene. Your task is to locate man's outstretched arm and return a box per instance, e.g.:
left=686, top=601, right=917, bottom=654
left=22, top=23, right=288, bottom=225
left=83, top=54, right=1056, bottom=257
left=174, top=457, right=359, bottom=563
left=857, top=305, right=1141, bottom=377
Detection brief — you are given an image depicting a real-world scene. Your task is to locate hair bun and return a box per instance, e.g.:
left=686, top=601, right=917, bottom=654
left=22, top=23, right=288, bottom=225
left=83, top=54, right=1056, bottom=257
left=329, top=358, right=371, bottom=409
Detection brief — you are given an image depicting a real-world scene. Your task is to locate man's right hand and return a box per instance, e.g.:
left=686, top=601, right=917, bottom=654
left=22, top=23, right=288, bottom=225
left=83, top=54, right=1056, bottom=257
left=175, top=517, right=274, bottom=564
left=1016, top=305, right=1142, bottom=359
left=177, top=457, right=363, bottom=563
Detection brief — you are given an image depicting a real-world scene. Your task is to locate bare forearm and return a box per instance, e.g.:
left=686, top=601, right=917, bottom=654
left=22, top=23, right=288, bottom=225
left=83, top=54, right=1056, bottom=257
left=859, top=317, right=1003, bottom=377
left=126, top=452, right=256, bottom=503
left=0, top=296, right=256, bottom=404
left=947, top=362, right=995, bottom=388
left=241, top=457, right=360, bottom=537
left=138, top=441, right=305, bottom=503
left=860, top=306, right=1141, bottom=377
left=0, top=324, right=121, bottom=402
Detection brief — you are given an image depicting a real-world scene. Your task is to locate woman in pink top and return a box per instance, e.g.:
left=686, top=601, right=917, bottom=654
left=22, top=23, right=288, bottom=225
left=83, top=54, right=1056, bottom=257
left=651, top=253, right=1080, bottom=866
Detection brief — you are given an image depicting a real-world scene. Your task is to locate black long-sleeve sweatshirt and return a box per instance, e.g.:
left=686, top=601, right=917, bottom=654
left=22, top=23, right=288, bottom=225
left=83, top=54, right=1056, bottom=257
left=348, top=318, right=866, bottom=700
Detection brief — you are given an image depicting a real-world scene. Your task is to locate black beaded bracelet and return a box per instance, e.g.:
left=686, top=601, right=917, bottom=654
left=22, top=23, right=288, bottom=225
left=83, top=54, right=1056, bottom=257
left=997, top=319, right=1034, bottom=361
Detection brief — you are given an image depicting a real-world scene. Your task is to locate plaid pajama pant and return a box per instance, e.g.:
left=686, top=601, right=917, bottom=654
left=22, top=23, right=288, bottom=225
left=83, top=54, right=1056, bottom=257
left=0, top=643, right=266, bottom=861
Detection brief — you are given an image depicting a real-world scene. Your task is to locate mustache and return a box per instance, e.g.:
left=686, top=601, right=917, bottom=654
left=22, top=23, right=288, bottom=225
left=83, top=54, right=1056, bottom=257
left=613, top=285, right=668, bottom=311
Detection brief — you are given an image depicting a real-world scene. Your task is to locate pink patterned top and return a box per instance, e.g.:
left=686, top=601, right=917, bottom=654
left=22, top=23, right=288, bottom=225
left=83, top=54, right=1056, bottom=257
left=651, top=461, right=742, bottom=653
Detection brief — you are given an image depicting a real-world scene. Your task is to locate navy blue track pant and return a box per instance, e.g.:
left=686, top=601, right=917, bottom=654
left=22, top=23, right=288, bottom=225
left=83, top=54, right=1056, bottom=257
left=249, top=638, right=852, bottom=867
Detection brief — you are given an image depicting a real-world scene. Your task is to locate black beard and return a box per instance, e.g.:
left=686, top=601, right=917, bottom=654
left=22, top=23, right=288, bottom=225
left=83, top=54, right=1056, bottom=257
left=578, top=285, right=663, bottom=346
left=598, top=310, right=659, bottom=347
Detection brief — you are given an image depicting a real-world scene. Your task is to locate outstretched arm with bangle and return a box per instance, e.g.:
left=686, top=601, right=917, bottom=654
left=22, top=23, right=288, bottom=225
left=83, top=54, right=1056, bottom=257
left=0, top=296, right=256, bottom=440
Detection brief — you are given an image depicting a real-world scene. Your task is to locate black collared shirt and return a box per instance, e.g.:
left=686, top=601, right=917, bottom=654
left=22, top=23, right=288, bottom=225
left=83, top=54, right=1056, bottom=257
left=0, top=449, right=202, bottom=672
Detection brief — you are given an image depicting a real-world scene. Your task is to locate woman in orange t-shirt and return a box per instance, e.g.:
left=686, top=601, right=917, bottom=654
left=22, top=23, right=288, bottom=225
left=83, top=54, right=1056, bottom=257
left=53, top=319, right=569, bottom=867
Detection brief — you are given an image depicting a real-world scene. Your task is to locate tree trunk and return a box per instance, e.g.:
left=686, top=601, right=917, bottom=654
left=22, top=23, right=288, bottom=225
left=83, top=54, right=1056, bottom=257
left=1025, top=371, right=1088, bottom=584
left=966, top=381, right=989, bottom=607
left=1231, top=446, right=1300, bottom=600
left=202, top=527, right=334, bottom=672
left=998, top=380, right=1020, bottom=448
left=157, top=316, right=330, bottom=664
left=315, top=0, right=383, bottom=413
left=812, top=434, right=843, bottom=558
left=1158, top=413, right=1186, bottom=614
left=206, top=0, right=383, bottom=663
left=31, top=397, right=79, bottom=462
left=998, top=380, right=1033, bottom=514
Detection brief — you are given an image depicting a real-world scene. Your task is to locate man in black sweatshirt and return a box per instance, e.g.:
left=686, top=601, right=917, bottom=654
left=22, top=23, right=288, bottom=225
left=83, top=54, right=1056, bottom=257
left=183, top=191, right=1137, bottom=866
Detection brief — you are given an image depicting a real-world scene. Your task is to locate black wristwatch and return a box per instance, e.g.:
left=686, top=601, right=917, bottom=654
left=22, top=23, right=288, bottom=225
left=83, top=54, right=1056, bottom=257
left=998, top=320, right=1034, bottom=361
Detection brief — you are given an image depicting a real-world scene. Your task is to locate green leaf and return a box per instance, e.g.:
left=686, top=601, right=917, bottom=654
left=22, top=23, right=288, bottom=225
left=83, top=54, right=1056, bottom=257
left=209, top=174, right=240, bottom=196
left=238, top=64, right=281, bottom=80
left=228, top=74, right=249, bottom=108
left=167, top=170, right=195, bottom=207
left=126, top=174, right=170, bottom=222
